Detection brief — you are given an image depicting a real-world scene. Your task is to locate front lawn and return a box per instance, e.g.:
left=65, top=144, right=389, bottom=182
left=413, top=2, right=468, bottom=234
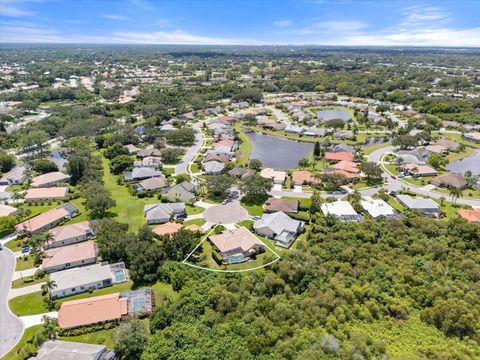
left=60, top=328, right=116, bottom=349
left=11, top=274, right=47, bottom=289
left=185, top=205, right=205, bottom=215
left=183, top=218, right=206, bottom=227
left=9, top=291, right=46, bottom=316
left=5, top=238, right=24, bottom=252
left=240, top=200, right=264, bottom=216
left=15, top=255, right=36, bottom=271
left=2, top=324, right=43, bottom=360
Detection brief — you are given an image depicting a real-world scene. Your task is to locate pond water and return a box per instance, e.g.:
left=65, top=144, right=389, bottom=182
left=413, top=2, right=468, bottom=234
left=50, top=151, right=68, bottom=170
left=247, top=132, right=314, bottom=169
left=361, top=137, right=391, bottom=147
left=316, top=109, right=351, bottom=122
left=446, top=150, right=480, bottom=175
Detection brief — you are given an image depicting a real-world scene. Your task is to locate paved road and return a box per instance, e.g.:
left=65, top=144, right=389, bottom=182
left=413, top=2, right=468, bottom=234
left=0, top=249, right=23, bottom=358
left=175, top=121, right=206, bottom=175
left=266, top=106, right=292, bottom=126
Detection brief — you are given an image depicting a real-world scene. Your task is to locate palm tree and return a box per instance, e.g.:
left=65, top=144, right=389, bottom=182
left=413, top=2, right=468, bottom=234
left=41, top=279, right=57, bottom=300
left=449, top=186, right=462, bottom=204
left=42, top=232, right=53, bottom=249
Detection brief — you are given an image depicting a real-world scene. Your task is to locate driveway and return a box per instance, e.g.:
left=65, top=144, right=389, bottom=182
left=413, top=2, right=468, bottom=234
left=0, top=249, right=23, bottom=358
left=202, top=201, right=249, bottom=225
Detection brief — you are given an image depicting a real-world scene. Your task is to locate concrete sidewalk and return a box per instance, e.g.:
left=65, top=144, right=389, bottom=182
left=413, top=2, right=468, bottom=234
left=12, top=267, right=38, bottom=281
left=20, top=311, right=58, bottom=329
left=9, top=282, right=45, bottom=300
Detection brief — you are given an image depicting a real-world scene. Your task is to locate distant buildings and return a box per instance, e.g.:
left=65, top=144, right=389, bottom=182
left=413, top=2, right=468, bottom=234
left=463, top=131, right=480, bottom=143
left=0, top=165, right=27, bottom=185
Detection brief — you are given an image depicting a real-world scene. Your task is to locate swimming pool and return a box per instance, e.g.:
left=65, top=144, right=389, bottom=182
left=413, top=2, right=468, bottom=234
left=114, top=270, right=126, bottom=282
left=227, top=256, right=245, bottom=264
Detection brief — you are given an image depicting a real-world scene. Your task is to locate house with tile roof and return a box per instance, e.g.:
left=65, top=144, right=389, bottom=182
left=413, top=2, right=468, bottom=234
left=24, top=187, right=69, bottom=203
left=15, top=203, right=78, bottom=234
left=42, top=241, right=97, bottom=273
left=152, top=222, right=183, bottom=236
left=325, top=151, right=354, bottom=162
left=265, top=198, right=299, bottom=213
left=209, top=227, right=265, bottom=264
left=31, top=172, right=70, bottom=188
left=45, top=221, right=94, bottom=249
left=458, top=209, right=480, bottom=223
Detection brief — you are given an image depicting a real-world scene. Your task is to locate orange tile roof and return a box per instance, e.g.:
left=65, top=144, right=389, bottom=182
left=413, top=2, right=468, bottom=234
left=458, top=209, right=480, bottom=223
left=291, top=170, right=320, bottom=185
left=333, top=160, right=359, bottom=173
left=325, top=152, right=354, bottom=162
left=213, top=139, right=235, bottom=148
left=42, top=241, right=96, bottom=269
left=58, top=293, right=128, bottom=329
left=48, top=221, right=92, bottom=243
left=24, top=187, right=68, bottom=200
left=152, top=222, right=183, bottom=236
left=322, top=169, right=360, bottom=179
left=15, top=207, right=69, bottom=233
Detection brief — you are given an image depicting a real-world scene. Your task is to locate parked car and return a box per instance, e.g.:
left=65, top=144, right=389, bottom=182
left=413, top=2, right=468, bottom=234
left=389, top=191, right=397, bottom=196
left=21, top=245, right=30, bottom=254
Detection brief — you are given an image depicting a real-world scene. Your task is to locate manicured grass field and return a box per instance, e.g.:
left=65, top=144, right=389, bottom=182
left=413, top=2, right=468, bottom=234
left=5, top=238, right=23, bottom=252
left=182, top=218, right=206, bottom=227
left=233, top=123, right=252, bottom=165
left=102, top=157, right=152, bottom=231
left=185, top=205, right=205, bottom=215
left=60, top=328, right=116, bottom=349
left=2, top=324, right=43, bottom=360
left=9, top=291, right=46, bottom=316
left=240, top=200, right=264, bottom=216
left=15, top=255, right=36, bottom=271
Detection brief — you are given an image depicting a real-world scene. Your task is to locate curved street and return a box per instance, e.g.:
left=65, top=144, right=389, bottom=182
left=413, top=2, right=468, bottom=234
left=368, top=145, right=480, bottom=207
left=0, top=248, right=24, bottom=358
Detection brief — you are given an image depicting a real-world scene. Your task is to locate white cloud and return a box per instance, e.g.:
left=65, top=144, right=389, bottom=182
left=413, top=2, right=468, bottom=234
left=156, top=18, right=170, bottom=26
left=401, top=5, right=450, bottom=26
left=104, top=14, right=128, bottom=21
left=273, top=20, right=293, bottom=27
left=293, top=20, right=369, bottom=35
left=0, top=0, right=34, bottom=17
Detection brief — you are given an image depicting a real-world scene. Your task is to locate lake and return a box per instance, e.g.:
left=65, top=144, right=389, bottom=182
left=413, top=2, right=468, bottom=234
left=247, top=132, right=314, bottom=169
left=316, top=109, right=351, bottom=122
left=446, top=150, right=480, bottom=175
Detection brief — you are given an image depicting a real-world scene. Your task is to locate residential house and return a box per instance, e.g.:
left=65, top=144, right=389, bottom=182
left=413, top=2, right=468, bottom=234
left=124, top=167, right=162, bottom=181
left=15, top=203, right=78, bottom=235
left=321, top=201, right=364, bottom=222
left=133, top=156, right=162, bottom=169
left=228, top=167, right=255, bottom=178
left=432, top=139, right=461, bottom=151
left=203, top=152, right=231, bottom=164
left=31, top=172, right=70, bottom=188
left=136, top=148, right=162, bottom=158
left=332, top=160, right=359, bottom=174
left=265, top=198, right=298, bottom=213
left=159, top=123, right=176, bottom=132
left=162, top=181, right=196, bottom=203
left=144, top=202, right=185, bottom=224
left=396, top=148, right=431, bottom=164
left=260, top=168, right=287, bottom=184
left=430, top=173, right=467, bottom=189
left=152, top=222, right=183, bottom=237
left=458, top=209, right=480, bottom=223
left=330, top=144, right=355, bottom=153
left=360, top=197, right=403, bottom=219
left=425, top=145, right=447, bottom=154
left=42, top=241, right=97, bottom=273
left=58, top=293, right=128, bottom=329
left=400, top=163, right=438, bottom=177
left=125, top=144, right=140, bottom=155
left=303, top=128, right=327, bottom=137
left=396, top=194, right=440, bottom=217
left=291, top=170, right=320, bottom=186
left=333, top=130, right=355, bottom=140
left=24, top=187, right=69, bottom=203
left=253, top=211, right=304, bottom=248
left=0, top=191, right=13, bottom=204
left=0, top=165, right=27, bottom=185
left=325, top=151, right=354, bottom=163
left=0, top=204, right=18, bottom=217
left=59, top=289, right=153, bottom=329
left=203, top=161, right=225, bottom=174
left=212, top=139, right=236, bottom=153
left=50, top=262, right=127, bottom=298
left=133, top=176, right=167, bottom=192
left=209, top=227, right=265, bottom=264
left=46, top=221, right=94, bottom=249
left=285, top=125, right=305, bottom=135
left=32, top=340, right=115, bottom=360
left=463, top=132, right=480, bottom=143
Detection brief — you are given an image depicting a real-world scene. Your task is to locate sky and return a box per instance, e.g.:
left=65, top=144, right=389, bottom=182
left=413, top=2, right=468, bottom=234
left=1, top=0, right=480, bottom=47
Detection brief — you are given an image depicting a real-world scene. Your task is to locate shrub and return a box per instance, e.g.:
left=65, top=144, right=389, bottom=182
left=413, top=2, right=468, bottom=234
left=212, top=249, right=223, bottom=265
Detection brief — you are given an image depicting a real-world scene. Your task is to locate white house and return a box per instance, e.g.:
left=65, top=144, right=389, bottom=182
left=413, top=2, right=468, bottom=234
left=321, top=201, right=364, bottom=222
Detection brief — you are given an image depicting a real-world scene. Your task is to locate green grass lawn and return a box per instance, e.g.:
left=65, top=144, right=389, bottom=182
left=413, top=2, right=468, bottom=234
left=362, top=141, right=392, bottom=155
left=2, top=324, right=43, bottom=360
left=237, top=219, right=254, bottom=229
left=9, top=291, right=46, bottom=316
left=190, top=163, right=200, bottom=173
left=60, top=328, right=116, bottom=349
left=5, top=239, right=24, bottom=252
left=234, top=123, right=252, bottom=165
left=185, top=205, right=204, bottom=215
left=281, top=196, right=312, bottom=209
left=11, top=274, right=47, bottom=289
left=182, top=218, right=206, bottom=227
left=162, top=167, right=176, bottom=176
left=15, top=255, right=36, bottom=271
left=240, top=200, right=264, bottom=216
left=387, top=197, right=405, bottom=212
left=384, top=164, right=399, bottom=175
left=445, top=146, right=476, bottom=162
left=102, top=157, right=152, bottom=231
left=151, top=281, right=179, bottom=304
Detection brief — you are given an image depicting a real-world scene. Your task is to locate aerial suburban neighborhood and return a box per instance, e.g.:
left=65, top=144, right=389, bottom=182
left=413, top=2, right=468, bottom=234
left=0, top=0, right=480, bottom=359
